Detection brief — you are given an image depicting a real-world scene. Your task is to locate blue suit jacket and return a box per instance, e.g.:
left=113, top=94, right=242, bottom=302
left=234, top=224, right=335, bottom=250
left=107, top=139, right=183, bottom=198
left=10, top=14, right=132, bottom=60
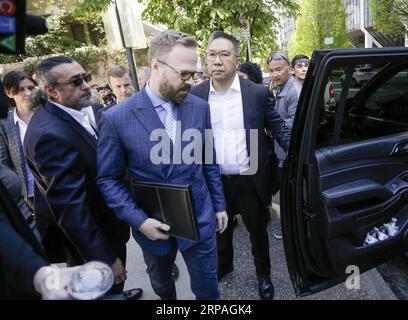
left=97, top=88, right=226, bottom=255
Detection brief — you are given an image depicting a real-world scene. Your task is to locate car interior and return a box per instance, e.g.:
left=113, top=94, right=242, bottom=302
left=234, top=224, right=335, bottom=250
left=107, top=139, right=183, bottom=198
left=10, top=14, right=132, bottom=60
left=282, top=50, right=408, bottom=295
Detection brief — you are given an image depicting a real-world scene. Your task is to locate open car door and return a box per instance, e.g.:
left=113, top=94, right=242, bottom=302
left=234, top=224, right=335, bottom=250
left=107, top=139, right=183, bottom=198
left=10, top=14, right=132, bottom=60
left=281, top=48, right=408, bottom=296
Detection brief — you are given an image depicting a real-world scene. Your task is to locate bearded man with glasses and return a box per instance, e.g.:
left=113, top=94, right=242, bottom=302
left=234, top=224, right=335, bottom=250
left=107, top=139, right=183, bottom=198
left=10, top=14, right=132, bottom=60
left=24, top=56, right=143, bottom=300
left=96, top=30, right=228, bottom=300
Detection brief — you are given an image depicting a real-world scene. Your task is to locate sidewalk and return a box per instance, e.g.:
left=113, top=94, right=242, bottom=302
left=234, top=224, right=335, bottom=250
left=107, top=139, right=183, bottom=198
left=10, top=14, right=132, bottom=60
left=124, top=203, right=396, bottom=300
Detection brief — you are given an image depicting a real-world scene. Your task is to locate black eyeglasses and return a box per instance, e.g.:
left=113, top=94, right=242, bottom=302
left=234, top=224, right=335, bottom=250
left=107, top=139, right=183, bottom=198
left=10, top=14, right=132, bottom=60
left=267, top=53, right=290, bottom=65
left=157, top=60, right=203, bottom=81
left=59, top=74, right=92, bottom=87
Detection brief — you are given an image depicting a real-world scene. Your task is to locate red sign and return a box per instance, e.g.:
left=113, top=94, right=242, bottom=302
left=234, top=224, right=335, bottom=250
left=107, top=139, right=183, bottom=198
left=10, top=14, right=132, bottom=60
left=0, top=0, right=16, bottom=16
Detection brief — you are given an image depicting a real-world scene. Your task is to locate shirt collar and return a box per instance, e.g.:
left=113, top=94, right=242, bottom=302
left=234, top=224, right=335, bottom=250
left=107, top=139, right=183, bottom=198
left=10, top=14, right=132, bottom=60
left=145, top=81, right=168, bottom=108
left=52, top=101, right=91, bottom=121
left=13, top=108, right=21, bottom=125
left=210, top=73, right=241, bottom=94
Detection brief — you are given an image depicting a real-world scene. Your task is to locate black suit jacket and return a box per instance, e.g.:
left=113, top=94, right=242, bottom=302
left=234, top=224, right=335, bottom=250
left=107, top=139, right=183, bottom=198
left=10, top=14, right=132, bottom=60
left=190, top=78, right=290, bottom=205
left=0, top=165, right=47, bottom=299
left=24, top=102, right=129, bottom=265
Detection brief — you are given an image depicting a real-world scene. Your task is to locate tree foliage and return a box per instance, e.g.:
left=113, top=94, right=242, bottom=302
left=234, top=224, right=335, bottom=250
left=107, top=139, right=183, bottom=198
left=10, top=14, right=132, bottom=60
left=288, top=0, right=351, bottom=59
left=370, top=0, right=408, bottom=38
left=137, top=0, right=299, bottom=61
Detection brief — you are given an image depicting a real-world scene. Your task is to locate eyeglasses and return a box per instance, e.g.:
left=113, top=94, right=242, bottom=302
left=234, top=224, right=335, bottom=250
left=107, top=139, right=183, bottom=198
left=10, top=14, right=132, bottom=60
left=157, top=60, right=203, bottom=81
left=207, top=51, right=235, bottom=61
left=59, top=74, right=92, bottom=87
left=267, top=53, right=290, bottom=65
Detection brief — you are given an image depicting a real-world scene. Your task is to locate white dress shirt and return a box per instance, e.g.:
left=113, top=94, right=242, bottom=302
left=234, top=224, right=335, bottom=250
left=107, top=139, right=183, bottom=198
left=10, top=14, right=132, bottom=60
left=13, top=109, right=35, bottom=197
left=53, top=103, right=98, bottom=139
left=208, top=74, right=250, bottom=175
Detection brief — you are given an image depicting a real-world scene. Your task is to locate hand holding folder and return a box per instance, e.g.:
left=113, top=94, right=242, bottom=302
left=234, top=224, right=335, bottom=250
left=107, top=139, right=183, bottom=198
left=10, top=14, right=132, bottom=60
left=131, top=180, right=199, bottom=242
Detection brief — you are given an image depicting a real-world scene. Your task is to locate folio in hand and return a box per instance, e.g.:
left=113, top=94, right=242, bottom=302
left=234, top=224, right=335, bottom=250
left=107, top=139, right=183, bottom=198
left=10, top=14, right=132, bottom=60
left=131, top=180, right=199, bottom=241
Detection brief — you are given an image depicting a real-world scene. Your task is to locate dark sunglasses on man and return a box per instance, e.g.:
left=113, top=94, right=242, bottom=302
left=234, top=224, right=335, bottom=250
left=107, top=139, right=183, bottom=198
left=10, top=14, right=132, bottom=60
left=60, top=74, right=92, bottom=87
left=294, top=58, right=310, bottom=67
left=267, top=53, right=290, bottom=65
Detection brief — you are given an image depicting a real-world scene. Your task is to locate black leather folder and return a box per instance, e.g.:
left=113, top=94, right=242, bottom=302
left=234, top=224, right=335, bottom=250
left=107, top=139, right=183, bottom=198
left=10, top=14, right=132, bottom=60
left=131, top=180, right=199, bottom=242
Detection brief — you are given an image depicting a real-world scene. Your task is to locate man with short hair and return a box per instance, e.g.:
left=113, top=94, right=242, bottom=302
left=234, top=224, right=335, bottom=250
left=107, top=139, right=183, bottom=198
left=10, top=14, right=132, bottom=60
left=291, top=54, right=309, bottom=95
left=137, top=66, right=151, bottom=88
left=268, top=52, right=300, bottom=175
left=24, top=56, right=142, bottom=299
left=105, top=65, right=134, bottom=109
left=97, top=30, right=227, bottom=300
left=190, top=32, right=290, bottom=300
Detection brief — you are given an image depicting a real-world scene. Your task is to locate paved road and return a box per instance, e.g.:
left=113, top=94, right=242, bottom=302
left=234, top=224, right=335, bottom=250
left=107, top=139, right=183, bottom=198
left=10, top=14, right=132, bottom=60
left=124, top=202, right=396, bottom=300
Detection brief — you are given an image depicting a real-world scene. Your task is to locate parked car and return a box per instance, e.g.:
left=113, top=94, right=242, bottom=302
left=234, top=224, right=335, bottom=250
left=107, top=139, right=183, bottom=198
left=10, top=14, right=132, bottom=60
left=282, top=47, right=408, bottom=296
left=340, top=65, right=375, bottom=87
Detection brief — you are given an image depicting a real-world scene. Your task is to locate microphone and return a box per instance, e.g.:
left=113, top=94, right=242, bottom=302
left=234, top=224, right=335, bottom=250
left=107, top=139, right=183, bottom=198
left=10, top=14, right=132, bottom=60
left=26, top=14, right=49, bottom=36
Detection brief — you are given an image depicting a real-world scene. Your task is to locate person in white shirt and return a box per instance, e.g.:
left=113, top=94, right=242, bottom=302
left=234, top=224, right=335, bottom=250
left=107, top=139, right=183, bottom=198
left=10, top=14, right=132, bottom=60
left=0, top=71, right=40, bottom=238
left=190, top=31, right=290, bottom=300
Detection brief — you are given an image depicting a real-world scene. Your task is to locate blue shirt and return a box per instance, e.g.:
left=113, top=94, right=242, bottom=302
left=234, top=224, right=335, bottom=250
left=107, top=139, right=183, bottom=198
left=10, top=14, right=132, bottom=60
left=145, top=82, right=178, bottom=125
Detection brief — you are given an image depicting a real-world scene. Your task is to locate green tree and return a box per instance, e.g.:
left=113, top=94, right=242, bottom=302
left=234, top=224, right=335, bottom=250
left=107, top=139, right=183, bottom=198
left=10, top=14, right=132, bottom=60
left=288, top=0, right=351, bottom=59
left=370, top=0, right=407, bottom=38
left=136, top=0, right=299, bottom=61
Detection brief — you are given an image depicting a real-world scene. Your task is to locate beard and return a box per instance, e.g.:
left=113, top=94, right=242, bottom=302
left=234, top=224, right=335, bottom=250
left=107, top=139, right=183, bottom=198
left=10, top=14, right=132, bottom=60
left=75, top=91, right=95, bottom=110
left=159, top=79, right=191, bottom=104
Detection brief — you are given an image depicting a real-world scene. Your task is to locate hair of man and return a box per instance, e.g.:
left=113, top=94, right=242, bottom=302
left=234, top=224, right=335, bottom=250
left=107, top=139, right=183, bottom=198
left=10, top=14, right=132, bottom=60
left=291, top=54, right=309, bottom=68
left=207, top=31, right=240, bottom=57
left=148, top=29, right=198, bottom=61
left=36, top=56, right=75, bottom=89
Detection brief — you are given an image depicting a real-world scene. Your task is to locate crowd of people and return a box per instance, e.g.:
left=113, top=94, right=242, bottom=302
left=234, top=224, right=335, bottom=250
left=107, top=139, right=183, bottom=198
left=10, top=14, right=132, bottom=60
left=0, top=28, right=310, bottom=300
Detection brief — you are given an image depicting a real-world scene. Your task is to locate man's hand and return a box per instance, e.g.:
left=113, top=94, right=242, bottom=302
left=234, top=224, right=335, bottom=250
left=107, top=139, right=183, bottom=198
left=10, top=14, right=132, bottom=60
left=111, top=258, right=127, bottom=284
left=216, top=211, right=228, bottom=234
left=33, top=265, right=80, bottom=300
left=139, top=218, right=170, bottom=241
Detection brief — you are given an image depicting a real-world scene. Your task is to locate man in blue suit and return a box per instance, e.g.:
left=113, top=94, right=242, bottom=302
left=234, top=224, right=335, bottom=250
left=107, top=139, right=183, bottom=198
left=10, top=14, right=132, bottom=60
left=97, top=30, right=228, bottom=300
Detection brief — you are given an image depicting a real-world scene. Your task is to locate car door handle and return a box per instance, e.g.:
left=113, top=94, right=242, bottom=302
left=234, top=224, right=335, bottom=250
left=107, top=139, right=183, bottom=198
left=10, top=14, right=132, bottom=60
left=391, top=142, right=408, bottom=155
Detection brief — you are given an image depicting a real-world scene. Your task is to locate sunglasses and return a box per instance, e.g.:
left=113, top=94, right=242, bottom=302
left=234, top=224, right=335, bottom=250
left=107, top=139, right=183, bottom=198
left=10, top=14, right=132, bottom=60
left=293, top=58, right=310, bottom=67
left=267, top=53, right=290, bottom=65
left=59, top=74, right=92, bottom=87
left=157, top=60, right=203, bottom=81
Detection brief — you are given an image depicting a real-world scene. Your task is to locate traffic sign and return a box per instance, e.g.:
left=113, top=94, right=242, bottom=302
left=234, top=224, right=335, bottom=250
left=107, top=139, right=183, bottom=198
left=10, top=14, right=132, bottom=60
left=324, top=37, right=334, bottom=45
left=0, top=0, right=25, bottom=54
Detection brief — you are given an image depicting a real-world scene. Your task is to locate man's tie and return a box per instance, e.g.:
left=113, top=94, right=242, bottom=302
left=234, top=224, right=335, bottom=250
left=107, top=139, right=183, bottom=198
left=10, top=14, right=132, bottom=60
left=161, top=101, right=176, bottom=142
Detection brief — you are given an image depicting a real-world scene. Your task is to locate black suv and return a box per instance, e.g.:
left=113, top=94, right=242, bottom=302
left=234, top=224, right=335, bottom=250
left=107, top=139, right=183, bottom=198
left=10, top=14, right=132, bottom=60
left=282, top=47, right=408, bottom=296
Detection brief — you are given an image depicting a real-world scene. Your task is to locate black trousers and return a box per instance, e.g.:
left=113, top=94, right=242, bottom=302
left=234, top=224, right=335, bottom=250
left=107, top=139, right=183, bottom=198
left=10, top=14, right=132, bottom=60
left=219, top=174, right=271, bottom=279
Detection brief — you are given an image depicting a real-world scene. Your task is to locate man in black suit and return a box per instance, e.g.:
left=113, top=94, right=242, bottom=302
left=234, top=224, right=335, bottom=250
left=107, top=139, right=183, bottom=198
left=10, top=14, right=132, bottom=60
left=23, top=56, right=141, bottom=298
left=190, top=32, right=290, bottom=300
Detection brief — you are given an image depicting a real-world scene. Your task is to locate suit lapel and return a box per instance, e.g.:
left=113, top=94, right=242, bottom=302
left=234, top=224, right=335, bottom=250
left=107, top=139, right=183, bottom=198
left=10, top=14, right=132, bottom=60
left=6, top=114, right=28, bottom=189
left=239, top=78, right=254, bottom=152
left=130, top=90, right=166, bottom=136
left=130, top=90, right=171, bottom=176
left=44, top=102, right=97, bottom=151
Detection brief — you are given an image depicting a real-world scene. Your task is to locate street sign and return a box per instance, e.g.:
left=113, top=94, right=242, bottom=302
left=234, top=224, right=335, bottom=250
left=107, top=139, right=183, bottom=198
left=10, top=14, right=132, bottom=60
left=240, top=18, right=251, bottom=40
left=0, top=0, right=25, bottom=54
left=241, top=29, right=251, bottom=40
left=324, top=37, right=334, bottom=45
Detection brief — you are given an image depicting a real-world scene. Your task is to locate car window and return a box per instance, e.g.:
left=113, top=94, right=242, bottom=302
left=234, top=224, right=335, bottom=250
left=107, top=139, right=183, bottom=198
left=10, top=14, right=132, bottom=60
left=316, top=61, right=408, bottom=148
